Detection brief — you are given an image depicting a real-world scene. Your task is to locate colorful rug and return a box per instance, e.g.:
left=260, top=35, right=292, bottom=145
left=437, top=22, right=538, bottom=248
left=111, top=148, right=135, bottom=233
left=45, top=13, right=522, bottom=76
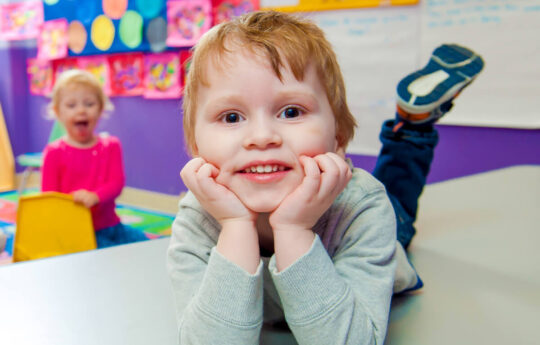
left=0, top=189, right=174, bottom=264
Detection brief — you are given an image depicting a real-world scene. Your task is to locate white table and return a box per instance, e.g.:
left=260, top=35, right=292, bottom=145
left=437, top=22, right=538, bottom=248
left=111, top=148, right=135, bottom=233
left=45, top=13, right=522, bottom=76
left=1, top=166, right=538, bottom=345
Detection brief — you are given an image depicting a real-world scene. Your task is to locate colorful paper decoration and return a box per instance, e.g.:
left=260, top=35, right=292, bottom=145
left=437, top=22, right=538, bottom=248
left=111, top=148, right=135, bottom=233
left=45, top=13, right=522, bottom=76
left=67, top=20, right=87, bottom=54
left=119, top=10, right=143, bottom=49
left=91, top=15, right=115, bottom=51
left=136, top=0, right=165, bottom=19
left=212, top=0, right=258, bottom=25
left=27, top=58, right=54, bottom=96
left=146, top=16, right=167, bottom=53
left=78, top=55, right=112, bottom=95
left=103, top=0, right=128, bottom=19
left=109, top=53, right=144, bottom=96
left=143, top=52, right=182, bottom=99
left=0, top=1, right=43, bottom=41
left=52, top=58, right=79, bottom=81
left=38, top=19, right=68, bottom=60
left=166, top=0, right=211, bottom=47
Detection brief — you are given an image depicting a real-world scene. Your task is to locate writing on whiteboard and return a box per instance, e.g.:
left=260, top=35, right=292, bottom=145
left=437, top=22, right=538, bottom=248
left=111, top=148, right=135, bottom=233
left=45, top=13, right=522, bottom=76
left=426, top=0, right=540, bottom=27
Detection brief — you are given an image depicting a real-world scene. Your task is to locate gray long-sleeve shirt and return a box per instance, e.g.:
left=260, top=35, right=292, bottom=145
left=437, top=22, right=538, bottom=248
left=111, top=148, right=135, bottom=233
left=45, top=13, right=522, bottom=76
left=167, top=168, right=397, bottom=345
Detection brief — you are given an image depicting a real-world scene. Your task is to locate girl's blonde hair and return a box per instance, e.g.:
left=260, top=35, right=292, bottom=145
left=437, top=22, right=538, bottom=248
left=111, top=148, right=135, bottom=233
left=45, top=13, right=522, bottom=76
left=47, top=69, right=113, bottom=118
left=182, top=10, right=357, bottom=155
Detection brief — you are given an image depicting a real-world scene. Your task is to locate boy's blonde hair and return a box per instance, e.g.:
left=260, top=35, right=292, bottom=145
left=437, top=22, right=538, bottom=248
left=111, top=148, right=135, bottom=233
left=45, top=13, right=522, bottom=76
left=48, top=69, right=113, bottom=118
left=183, top=10, right=357, bottom=155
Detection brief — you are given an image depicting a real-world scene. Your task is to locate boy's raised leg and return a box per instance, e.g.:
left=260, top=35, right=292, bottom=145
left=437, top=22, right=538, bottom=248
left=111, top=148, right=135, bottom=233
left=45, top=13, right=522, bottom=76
left=374, top=43, right=485, bottom=250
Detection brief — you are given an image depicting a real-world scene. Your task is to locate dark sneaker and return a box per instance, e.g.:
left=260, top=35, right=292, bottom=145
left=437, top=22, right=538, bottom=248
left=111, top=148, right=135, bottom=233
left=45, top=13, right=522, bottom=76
left=396, top=43, right=484, bottom=125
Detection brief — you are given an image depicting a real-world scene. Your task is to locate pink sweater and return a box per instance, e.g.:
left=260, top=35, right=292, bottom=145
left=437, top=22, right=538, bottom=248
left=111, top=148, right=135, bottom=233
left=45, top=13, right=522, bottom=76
left=41, top=135, right=125, bottom=231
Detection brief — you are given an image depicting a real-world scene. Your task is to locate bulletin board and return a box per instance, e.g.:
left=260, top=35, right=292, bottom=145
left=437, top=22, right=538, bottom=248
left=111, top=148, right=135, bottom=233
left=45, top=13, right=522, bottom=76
left=42, top=0, right=167, bottom=56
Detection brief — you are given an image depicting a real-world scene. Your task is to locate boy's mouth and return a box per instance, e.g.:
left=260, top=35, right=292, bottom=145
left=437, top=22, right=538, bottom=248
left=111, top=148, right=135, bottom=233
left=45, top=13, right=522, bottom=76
left=238, top=164, right=291, bottom=174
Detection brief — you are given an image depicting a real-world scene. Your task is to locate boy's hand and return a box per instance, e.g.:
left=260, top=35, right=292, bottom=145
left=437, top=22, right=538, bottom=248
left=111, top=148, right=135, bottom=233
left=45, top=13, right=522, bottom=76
left=269, top=152, right=352, bottom=232
left=180, top=157, right=256, bottom=225
left=72, top=190, right=100, bottom=208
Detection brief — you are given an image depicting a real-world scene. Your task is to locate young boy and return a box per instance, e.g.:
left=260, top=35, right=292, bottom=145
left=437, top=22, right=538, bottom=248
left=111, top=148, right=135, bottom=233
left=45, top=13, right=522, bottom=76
left=167, top=11, right=483, bottom=344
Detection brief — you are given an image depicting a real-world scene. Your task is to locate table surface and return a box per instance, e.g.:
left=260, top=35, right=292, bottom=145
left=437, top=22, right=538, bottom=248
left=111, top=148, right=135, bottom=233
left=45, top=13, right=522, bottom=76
left=1, top=165, right=539, bottom=345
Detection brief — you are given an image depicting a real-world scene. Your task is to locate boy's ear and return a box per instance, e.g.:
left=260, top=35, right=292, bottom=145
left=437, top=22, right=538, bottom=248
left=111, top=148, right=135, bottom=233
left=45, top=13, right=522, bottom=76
left=336, top=146, right=346, bottom=159
left=334, top=136, right=346, bottom=159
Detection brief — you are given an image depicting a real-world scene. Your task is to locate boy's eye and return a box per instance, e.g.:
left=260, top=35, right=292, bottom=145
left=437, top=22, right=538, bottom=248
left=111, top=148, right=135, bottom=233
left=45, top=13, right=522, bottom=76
left=279, top=107, right=302, bottom=119
left=221, top=112, right=243, bottom=123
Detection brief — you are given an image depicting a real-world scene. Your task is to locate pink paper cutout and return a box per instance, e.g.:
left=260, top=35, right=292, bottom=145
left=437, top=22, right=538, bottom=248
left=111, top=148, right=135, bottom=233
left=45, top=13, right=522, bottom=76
left=108, top=53, right=144, bottom=96
left=77, top=55, right=112, bottom=95
left=0, top=1, right=43, bottom=40
left=27, top=58, right=54, bottom=96
left=211, top=0, right=258, bottom=25
left=38, top=19, right=68, bottom=60
left=166, top=0, right=211, bottom=47
left=143, top=52, right=182, bottom=99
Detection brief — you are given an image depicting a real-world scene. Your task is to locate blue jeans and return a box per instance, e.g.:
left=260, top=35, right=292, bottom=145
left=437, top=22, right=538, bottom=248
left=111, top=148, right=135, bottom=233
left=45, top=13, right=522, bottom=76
left=95, top=223, right=149, bottom=249
left=372, top=120, right=439, bottom=250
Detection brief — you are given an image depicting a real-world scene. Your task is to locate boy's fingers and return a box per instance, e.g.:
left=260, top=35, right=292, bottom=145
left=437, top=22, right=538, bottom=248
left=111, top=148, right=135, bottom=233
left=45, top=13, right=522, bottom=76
left=314, top=154, right=340, bottom=196
left=181, top=157, right=206, bottom=178
left=298, top=156, right=321, bottom=198
left=180, top=158, right=207, bottom=192
left=316, top=153, right=352, bottom=196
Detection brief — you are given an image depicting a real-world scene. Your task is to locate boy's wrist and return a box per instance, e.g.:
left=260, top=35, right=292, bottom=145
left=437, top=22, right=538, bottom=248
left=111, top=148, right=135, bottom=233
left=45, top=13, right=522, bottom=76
left=217, top=219, right=260, bottom=274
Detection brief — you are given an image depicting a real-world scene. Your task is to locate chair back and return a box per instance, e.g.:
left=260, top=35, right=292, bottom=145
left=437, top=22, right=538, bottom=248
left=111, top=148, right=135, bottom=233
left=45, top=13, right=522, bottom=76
left=13, top=192, right=96, bottom=262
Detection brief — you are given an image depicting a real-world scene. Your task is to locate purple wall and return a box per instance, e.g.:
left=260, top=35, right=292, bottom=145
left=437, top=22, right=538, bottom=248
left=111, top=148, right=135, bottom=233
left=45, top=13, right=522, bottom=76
left=2, top=46, right=540, bottom=195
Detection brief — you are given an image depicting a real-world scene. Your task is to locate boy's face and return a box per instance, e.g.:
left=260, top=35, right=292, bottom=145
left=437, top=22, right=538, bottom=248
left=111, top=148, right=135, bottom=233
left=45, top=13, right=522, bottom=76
left=193, top=48, right=339, bottom=213
left=56, top=84, right=102, bottom=145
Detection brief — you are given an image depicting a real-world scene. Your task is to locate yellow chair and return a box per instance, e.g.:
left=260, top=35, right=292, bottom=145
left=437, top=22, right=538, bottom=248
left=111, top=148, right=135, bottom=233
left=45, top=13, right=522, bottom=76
left=13, top=192, right=96, bottom=262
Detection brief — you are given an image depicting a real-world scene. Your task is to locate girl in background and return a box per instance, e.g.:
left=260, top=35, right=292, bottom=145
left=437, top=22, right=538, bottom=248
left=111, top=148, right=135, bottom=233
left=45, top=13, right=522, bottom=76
left=42, top=69, right=147, bottom=248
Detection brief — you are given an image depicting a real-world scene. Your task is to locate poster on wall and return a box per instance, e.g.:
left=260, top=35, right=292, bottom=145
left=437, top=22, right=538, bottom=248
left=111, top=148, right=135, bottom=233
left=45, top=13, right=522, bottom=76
left=0, top=1, right=43, bottom=41
left=143, top=52, right=182, bottom=99
left=166, top=0, right=212, bottom=47
left=27, top=58, right=54, bottom=96
left=212, top=0, right=259, bottom=25
left=78, top=55, right=112, bottom=95
left=37, top=19, right=68, bottom=60
left=109, top=53, right=144, bottom=96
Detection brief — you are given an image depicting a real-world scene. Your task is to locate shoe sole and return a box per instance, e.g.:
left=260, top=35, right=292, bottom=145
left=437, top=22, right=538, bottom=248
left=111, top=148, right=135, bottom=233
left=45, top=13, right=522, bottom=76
left=397, top=44, right=484, bottom=115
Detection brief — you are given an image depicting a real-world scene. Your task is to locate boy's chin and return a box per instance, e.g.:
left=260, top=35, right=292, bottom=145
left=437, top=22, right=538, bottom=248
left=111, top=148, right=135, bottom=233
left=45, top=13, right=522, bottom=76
left=240, top=198, right=282, bottom=214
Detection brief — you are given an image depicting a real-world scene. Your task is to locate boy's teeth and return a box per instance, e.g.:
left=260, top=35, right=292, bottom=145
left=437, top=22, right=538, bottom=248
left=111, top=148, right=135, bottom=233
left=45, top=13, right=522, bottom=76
left=245, top=165, right=284, bottom=173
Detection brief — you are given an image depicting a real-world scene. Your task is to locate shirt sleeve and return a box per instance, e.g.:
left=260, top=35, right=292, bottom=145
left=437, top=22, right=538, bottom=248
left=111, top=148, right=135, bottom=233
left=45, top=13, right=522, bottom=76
left=167, top=198, right=264, bottom=345
left=269, top=188, right=397, bottom=345
left=94, top=137, right=125, bottom=203
left=41, top=144, right=61, bottom=192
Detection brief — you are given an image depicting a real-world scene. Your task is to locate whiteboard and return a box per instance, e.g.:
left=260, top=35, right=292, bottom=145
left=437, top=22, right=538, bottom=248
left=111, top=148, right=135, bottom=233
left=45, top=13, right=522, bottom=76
left=305, top=7, right=421, bottom=155
left=421, top=0, right=540, bottom=129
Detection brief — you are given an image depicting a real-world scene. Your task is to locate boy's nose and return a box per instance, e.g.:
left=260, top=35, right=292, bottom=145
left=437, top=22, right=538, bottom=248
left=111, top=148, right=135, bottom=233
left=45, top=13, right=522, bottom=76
left=242, top=117, right=282, bottom=149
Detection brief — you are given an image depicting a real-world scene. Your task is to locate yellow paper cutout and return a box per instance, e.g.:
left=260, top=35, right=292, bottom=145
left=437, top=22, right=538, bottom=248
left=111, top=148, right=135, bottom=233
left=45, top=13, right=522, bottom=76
left=91, top=15, right=115, bottom=51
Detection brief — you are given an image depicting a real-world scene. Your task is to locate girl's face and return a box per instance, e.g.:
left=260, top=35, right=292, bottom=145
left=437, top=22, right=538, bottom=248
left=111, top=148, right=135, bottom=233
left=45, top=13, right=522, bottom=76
left=55, top=84, right=102, bottom=146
